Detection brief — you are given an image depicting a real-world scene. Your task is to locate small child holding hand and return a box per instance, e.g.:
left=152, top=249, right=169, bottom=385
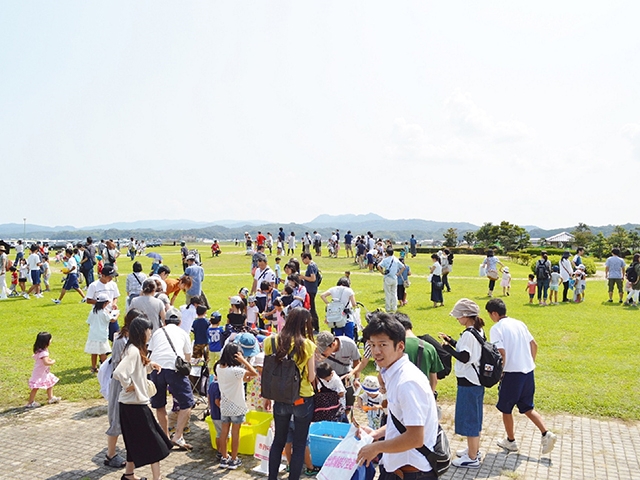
left=526, top=274, right=537, bottom=304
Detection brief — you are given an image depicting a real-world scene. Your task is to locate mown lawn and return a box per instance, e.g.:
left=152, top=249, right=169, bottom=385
left=2, top=243, right=638, bottom=420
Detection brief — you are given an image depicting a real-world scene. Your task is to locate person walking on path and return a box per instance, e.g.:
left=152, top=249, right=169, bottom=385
left=484, top=298, right=557, bottom=455
left=440, top=299, right=485, bottom=469
left=605, top=248, right=626, bottom=303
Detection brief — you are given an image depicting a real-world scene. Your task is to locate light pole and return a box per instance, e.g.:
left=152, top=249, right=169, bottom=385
left=23, top=218, right=26, bottom=240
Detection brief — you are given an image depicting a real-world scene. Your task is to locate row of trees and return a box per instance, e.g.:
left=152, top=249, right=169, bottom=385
left=443, top=221, right=640, bottom=258
left=443, top=221, right=530, bottom=252
left=570, top=223, right=640, bottom=259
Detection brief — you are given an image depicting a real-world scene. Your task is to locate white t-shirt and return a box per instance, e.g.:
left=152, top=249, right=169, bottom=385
left=216, top=365, right=248, bottom=417
left=27, top=253, right=40, bottom=271
left=327, top=286, right=355, bottom=309
left=254, top=267, right=276, bottom=294
left=550, top=272, right=562, bottom=287
left=66, top=256, right=78, bottom=273
left=454, top=329, right=483, bottom=385
left=246, top=305, right=259, bottom=327
left=559, top=258, right=573, bottom=282
left=148, top=324, right=192, bottom=370
left=319, top=371, right=346, bottom=409
left=431, top=262, right=442, bottom=276
left=87, top=280, right=120, bottom=303
left=179, top=305, right=198, bottom=334
left=490, top=317, right=535, bottom=373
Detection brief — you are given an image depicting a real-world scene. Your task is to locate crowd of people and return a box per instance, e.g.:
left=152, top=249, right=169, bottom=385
left=6, top=232, right=580, bottom=480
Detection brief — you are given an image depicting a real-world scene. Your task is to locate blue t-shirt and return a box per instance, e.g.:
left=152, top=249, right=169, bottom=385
left=207, top=380, right=221, bottom=420
left=184, top=264, right=204, bottom=295
left=304, top=262, right=319, bottom=294
left=344, top=233, right=353, bottom=245
left=207, top=325, right=224, bottom=352
left=192, top=317, right=209, bottom=345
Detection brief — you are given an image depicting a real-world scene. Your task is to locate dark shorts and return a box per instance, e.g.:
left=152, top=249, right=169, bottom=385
left=496, top=371, right=535, bottom=414
left=608, top=278, right=623, bottom=293
left=150, top=368, right=196, bottom=410
left=63, top=273, right=79, bottom=290
left=30, top=270, right=41, bottom=285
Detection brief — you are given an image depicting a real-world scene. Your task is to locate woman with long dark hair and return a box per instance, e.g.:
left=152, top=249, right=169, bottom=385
left=265, top=308, right=316, bottom=480
left=104, top=308, right=145, bottom=469
left=430, top=253, right=444, bottom=307
left=113, top=316, right=172, bottom=480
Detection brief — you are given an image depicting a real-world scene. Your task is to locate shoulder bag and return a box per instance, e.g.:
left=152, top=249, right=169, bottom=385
left=161, top=327, right=191, bottom=376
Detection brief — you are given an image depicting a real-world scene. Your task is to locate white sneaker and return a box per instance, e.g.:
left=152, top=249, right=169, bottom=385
left=52, top=299, right=61, bottom=304
left=497, top=438, right=519, bottom=452
left=455, top=448, right=482, bottom=460
left=541, top=431, right=557, bottom=454
left=35, top=293, right=43, bottom=298
left=452, top=454, right=480, bottom=468
left=48, top=396, right=61, bottom=404
left=23, top=293, right=30, bottom=299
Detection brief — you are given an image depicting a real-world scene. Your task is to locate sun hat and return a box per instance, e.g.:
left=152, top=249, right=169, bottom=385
left=229, top=295, right=244, bottom=306
left=233, top=332, right=260, bottom=358
left=578, top=264, right=586, bottom=270
left=503, top=267, right=509, bottom=273
left=96, top=292, right=110, bottom=302
left=450, top=298, right=480, bottom=318
left=253, top=351, right=265, bottom=368
left=165, top=307, right=182, bottom=324
left=185, top=254, right=196, bottom=261
left=361, top=376, right=380, bottom=393
left=315, top=331, right=336, bottom=352
left=239, top=287, right=249, bottom=296
left=248, top=295, right=257, bottom=303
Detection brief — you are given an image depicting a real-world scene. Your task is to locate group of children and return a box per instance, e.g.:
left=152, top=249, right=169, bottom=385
left=495, top=265, right=587, bottom=304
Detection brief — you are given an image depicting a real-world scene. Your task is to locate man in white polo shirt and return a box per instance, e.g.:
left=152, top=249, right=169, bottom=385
left=357, top=313, right=438, bottom=479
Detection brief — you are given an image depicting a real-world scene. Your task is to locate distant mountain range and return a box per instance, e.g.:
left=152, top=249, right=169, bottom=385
left=1, top=215, right=638, bottom=242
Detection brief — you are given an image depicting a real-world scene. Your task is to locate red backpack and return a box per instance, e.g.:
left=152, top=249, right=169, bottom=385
left=303, top=292, right=311, bottom=310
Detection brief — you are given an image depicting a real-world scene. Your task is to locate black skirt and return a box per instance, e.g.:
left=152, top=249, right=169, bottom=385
left=431, top=275, right=443, bottom=303
left=119, top=403, right=173, bottom=467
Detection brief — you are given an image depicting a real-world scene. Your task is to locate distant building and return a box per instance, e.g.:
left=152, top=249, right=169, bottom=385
left=546, top=231, right=575, bottom=248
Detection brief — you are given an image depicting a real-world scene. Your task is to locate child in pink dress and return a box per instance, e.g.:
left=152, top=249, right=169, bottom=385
left=26, top=332, right=61, bottom=408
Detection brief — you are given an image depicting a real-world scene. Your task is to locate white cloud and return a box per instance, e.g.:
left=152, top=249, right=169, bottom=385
left=445, top=90, right=535, bottom=141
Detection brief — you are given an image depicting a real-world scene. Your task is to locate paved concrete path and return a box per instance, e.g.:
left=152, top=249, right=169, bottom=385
left=1, top=400, right=639, bottom=480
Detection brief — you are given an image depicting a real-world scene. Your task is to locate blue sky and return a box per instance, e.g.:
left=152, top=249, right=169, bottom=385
left=2, top=1, right=639, bottom=229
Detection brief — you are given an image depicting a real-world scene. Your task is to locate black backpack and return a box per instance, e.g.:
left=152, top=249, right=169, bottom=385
left=416, top=334, right=452, bottom=380
left=535, top=260, right=550, bottom=280
left=390, top=412, right=451, bottom=477
left=627, top=264, right=638, bottom=283
left=261, top=336, right=301, bottom=404
left=466, top=328, right=503, bottom=388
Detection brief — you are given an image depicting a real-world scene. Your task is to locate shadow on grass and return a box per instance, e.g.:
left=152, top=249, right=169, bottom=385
left=56, top=366, right=97, bottom=385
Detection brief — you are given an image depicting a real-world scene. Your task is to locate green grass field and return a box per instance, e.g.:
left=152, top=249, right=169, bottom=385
left=2, top=243, right=639, bottom=420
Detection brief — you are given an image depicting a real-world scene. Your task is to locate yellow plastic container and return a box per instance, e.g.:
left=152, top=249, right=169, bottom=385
left=205, top=410, right=273, bottom=455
